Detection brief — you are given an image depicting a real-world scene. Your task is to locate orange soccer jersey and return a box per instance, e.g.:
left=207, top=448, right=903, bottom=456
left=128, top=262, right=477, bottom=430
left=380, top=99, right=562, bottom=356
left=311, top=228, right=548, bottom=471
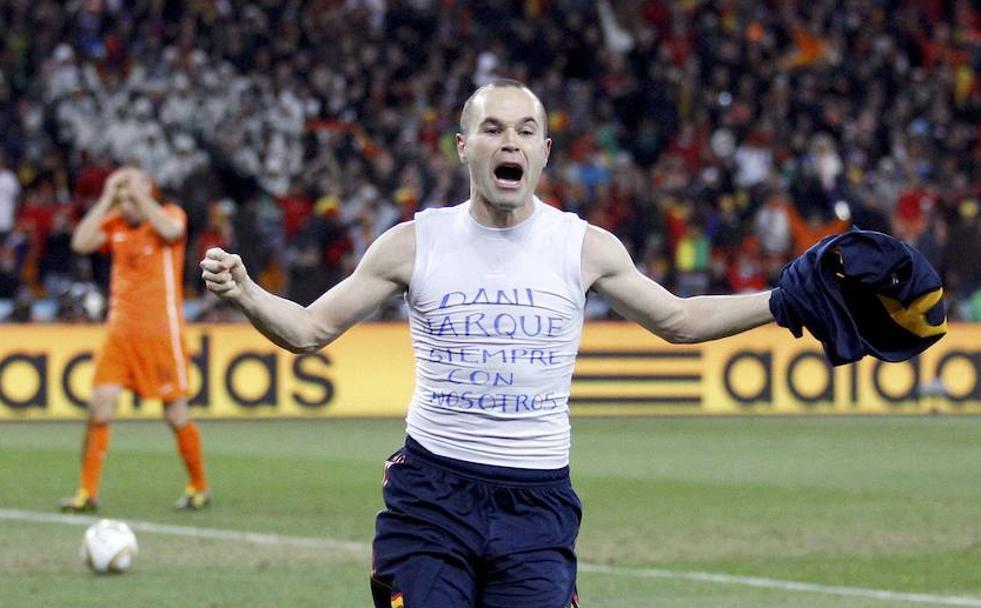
left=91, top=203, right=191, bottom=402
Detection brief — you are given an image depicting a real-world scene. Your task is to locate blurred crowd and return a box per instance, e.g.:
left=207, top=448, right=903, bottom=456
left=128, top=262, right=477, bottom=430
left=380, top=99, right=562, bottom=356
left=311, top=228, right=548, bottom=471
left=0, top=0, right=978, bottom=323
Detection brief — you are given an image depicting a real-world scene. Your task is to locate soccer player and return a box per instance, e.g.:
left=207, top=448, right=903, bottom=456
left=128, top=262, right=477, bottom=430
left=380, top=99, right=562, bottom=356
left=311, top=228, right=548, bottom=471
left=201, top=80, right=773, bottom=607
left=61, top=167, right=210, bottom=513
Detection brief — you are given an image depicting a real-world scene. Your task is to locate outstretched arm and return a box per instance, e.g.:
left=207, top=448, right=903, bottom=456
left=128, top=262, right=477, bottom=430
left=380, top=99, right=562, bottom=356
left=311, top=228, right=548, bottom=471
left=201, top=221, right=415, bottom=353
left=582, top=225, right=773, bottom=343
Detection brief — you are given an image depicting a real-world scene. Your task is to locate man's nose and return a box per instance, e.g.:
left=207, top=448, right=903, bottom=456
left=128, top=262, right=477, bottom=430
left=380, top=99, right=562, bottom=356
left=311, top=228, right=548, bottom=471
left=501, top=129, right=519, bottom=152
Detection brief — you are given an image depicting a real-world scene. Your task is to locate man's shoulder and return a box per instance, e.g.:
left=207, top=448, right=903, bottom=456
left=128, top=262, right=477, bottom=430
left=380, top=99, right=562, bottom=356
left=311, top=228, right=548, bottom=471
left=160, top=202, right=187, bottom=220
left=362, top=220, right=415, bottom=285
left=581, top=223, right=616, bottom=253
left=536, top=199, right=586, bottom=226
left=369, top=220, right=416, bottom=261
left=415, top=201, right=466, bottom=222
left=581, top=223, right=633, bottom=281
left=380, top=220, right=416, bottom=244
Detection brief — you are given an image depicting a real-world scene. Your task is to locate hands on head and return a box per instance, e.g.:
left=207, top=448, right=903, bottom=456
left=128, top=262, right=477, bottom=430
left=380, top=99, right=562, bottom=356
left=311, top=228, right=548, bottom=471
left=104, top=167, right=153, bottom=201
left=103, top=168, right=130, bottom=199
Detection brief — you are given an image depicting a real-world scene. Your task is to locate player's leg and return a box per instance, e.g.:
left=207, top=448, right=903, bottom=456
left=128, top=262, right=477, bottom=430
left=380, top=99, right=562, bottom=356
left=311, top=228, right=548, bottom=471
left=481, top=547, right=580, bottom=608
left=370, top=547, right=477, bottom=608
left=163, top=397, right=211, bottom=510
left=480, top=483, right=582, bottom=608
left=370, top=447, right=480, bottom=608
left=60, top=384, right=123, bottom=513
left=61, top=334, right=132, bottom=513
left=140, top=330, right=208, bottom=510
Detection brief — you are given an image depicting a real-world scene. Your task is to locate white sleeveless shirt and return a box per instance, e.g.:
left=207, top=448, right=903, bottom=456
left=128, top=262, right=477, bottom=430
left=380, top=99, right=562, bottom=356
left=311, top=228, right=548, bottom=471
left=405, top=198, right=587, bottom=469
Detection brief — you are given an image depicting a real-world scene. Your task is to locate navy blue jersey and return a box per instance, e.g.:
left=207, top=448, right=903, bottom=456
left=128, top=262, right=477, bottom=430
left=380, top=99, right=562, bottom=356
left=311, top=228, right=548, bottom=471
left=770, top=229, right=947, bottom=366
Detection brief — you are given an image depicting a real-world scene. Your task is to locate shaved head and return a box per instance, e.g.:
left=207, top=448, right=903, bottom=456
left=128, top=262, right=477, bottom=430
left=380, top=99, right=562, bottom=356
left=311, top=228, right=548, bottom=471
left=460, top=79, right=548, bottom=137
left=455, top=79, right=552, bottom=221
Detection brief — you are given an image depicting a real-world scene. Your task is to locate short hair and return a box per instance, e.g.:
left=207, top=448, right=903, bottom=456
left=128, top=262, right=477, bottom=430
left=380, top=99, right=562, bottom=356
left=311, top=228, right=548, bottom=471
left=459, top=79, right=548, bottom=137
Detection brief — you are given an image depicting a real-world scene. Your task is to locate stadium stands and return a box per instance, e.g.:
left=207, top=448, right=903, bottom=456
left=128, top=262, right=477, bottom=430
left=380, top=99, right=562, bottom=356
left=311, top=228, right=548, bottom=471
left=0, top=0, right=977, bottom=321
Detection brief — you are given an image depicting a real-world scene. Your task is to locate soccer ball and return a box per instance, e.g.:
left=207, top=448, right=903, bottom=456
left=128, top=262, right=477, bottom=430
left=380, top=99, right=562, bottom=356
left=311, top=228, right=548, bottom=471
left=81, top=519, right=139, bottom=574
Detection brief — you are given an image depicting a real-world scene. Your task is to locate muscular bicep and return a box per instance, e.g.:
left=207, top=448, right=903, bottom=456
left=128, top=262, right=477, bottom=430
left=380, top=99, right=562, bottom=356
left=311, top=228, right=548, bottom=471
left=305, top=221, right=414, bottom=340
left=305, top=267, right=403, bottom=337
left=582, top=225, right=689, bottom=342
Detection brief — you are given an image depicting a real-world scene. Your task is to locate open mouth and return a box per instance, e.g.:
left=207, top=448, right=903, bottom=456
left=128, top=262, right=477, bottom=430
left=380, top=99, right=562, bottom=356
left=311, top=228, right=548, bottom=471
left=493, top=163, right=524, bottom=189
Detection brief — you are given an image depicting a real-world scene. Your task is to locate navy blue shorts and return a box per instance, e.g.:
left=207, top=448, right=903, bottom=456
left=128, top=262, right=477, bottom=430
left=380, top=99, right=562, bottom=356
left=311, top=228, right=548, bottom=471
left=371, top=436, right=582, bottom=608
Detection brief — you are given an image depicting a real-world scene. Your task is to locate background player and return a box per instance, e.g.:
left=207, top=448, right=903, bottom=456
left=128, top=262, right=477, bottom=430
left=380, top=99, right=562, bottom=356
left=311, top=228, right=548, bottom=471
left=61, top=167, right=210, bottom=512
left=201, top=81, right=773, bottom=606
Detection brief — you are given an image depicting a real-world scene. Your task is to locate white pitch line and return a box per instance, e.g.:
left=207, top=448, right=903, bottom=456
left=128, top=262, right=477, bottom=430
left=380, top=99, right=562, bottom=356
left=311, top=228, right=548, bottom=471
left=579, top=564, right=981, bottom=606
left=0, top=508, right=369, bottom=557
left=2, top=508, right=979, bottom=607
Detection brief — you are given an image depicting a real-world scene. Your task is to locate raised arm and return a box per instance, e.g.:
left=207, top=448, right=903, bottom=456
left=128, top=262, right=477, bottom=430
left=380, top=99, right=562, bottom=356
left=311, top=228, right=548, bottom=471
left=582, top=225, right=773, bottom=344
left=71, top=170, right=126, bottom=254
left=127, top=169, right=184, bottom=242
left=201, top=221, right=415, bottom=353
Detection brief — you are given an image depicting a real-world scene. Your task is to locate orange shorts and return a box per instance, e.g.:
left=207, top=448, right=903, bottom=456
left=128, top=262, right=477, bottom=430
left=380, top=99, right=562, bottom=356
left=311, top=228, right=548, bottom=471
left=92, top=330, right=191, bottom=402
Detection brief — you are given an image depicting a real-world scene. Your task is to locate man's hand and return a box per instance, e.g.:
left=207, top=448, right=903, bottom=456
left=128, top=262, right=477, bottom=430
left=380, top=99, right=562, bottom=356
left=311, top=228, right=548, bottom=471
left=73, top=169, right=131, bottom=254
left=201, top=248, right=250, bottom=301
left=124, top=168, right=153, bottom=200
left=103, top=168, right=130, bottom=197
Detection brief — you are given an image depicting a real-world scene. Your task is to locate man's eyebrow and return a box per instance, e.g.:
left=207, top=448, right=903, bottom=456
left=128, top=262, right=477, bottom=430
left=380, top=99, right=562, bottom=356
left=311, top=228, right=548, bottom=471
left=478, top=117, right=540, bottom=127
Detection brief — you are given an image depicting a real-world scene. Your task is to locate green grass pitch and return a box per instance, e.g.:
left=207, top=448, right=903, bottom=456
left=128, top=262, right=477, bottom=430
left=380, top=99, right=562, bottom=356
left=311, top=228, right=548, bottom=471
left=0, top=417, right=978, bottom=607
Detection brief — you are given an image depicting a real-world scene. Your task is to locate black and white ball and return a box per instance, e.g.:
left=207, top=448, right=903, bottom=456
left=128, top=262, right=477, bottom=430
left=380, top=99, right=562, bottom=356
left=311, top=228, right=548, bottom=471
left=81, top=519, right=138, bottom=574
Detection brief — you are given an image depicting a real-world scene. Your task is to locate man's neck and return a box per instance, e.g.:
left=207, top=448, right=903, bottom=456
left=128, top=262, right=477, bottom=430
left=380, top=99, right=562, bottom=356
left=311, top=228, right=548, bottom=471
left=469, top=195, right=535, bottom=228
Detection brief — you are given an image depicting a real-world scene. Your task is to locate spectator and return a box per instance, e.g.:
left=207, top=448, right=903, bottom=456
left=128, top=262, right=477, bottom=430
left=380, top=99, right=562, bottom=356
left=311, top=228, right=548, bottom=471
left=945, top=199, right=980, bottom=316
left=42, top=207, right=75, bottom=297
left=0, top=0, right=973, bottom=319
left=893, top=175, right=939, bottom=243
left=193, top=200, right=236, bottom=275
left=753, top=188, right=794, bottom=260
left=789, top=207, right=850, bottom=257
left=0, top=153, right=20, bottom=242
left=733, top=130, right=773, bottom=190
left=727, top=237, right=769, bottom=294
left=674, top=223, right=711, bottom=297
left=0, top=245, right=19, bottom=299
left=157, top=134, right=207, bottom=191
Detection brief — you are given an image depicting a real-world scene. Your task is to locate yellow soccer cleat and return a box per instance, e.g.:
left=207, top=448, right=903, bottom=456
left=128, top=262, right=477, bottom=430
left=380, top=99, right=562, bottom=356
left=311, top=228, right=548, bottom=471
left=59, top=489, right=99, bottom=514
left=174, top=486, right=212, bottom=511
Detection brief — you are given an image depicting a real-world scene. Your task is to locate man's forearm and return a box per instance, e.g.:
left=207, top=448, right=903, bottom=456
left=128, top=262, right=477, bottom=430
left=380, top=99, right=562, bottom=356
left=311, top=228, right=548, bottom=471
left=677, top=290, right=774, bottom=343
left=135, top=194, right=184, bottom=241
left=71, top=196, right=112, bottom=253
left=234, top=280, right=329, bottom=354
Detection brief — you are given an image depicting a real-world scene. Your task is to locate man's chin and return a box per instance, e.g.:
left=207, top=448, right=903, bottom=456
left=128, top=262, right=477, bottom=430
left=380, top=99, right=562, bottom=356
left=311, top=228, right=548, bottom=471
left=484, top=189, right=529, bottom=210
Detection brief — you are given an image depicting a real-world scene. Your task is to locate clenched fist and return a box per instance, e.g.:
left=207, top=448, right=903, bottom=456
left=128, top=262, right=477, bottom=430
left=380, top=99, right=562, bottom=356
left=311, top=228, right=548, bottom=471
left=200, top=247, right=249, bottom=300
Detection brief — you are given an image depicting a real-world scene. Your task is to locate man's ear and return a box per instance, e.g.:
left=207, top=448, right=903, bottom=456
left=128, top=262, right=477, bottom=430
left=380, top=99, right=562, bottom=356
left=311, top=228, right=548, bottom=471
left=456, top=132, right=467, bottom=163
left=544, top=137, right=552, bottom=166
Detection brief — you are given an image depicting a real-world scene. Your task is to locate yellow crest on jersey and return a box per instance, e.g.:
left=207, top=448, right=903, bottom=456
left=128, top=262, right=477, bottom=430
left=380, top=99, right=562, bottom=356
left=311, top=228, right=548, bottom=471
left=877, top=288, right=948, bottom=338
